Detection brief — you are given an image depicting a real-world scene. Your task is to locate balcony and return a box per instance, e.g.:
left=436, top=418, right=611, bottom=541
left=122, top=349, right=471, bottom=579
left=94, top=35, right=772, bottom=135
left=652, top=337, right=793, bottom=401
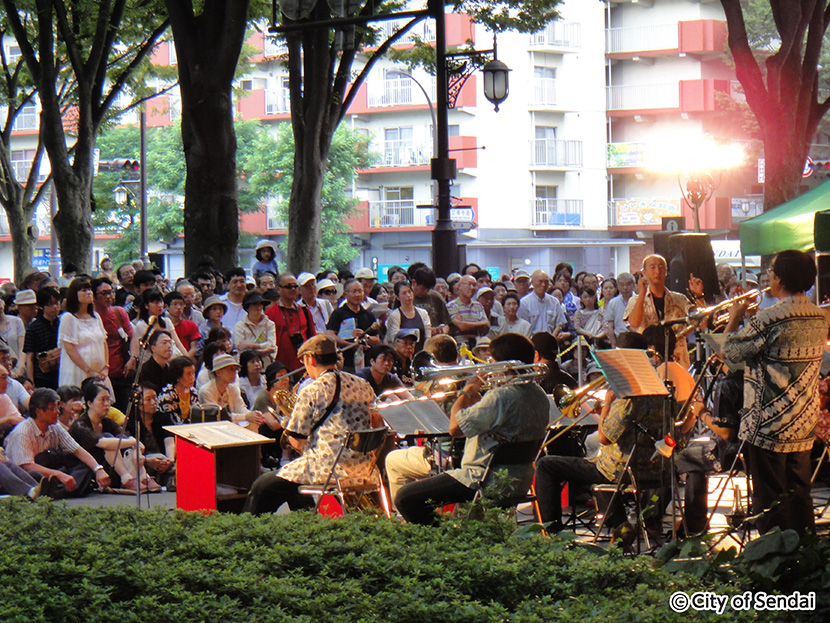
left=606, top=24, right=678, bottom=55
left=606, top=82, right=679, bottom=112
left=378, top=140, right=431, bottom=167
left=367, top=77, right=436, bottom=108
left=266, top=90, right=290, bottom=115
left=530, top=78, right=557, bottom=107
left=530, top=139, right=583, bottom=169
left=530, top=21, right=581, bottom=50
left=379, top=19, right=436, bottom=43
left=532, top=199, right=583, bottom=228
left=12, top=107, right=38, bottom=132
left=369, top=200, right=431, bottom=227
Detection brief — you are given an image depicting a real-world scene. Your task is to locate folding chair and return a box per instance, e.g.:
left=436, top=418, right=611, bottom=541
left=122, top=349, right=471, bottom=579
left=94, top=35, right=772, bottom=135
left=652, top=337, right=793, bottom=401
left=298, top=427, right=392, bottom=517
left=471, top=438, right=545, bottom=522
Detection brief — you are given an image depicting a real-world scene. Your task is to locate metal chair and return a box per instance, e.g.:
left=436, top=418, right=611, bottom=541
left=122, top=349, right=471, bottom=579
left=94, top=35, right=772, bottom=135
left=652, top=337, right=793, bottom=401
left=471, top=438, right=545, bottom=521
left=298, top=427, right=391, bottom=517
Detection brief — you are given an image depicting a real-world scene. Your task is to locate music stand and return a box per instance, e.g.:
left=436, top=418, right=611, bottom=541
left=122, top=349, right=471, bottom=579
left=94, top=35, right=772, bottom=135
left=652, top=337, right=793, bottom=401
left=590, top=349, right=670, bottom=548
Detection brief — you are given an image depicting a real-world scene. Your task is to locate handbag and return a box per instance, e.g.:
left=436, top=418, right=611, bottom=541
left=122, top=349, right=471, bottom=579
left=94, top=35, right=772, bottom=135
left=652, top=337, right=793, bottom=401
left=37, top=348, right=61, bottom=374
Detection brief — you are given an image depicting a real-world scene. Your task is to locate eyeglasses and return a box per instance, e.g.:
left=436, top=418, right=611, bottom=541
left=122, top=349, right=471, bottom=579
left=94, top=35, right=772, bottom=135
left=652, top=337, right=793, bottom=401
left=319, top=289, right=337, bottom=295
left=280, top=284, right=299, bottom=290
left=97, top=289, right=114, bottom=296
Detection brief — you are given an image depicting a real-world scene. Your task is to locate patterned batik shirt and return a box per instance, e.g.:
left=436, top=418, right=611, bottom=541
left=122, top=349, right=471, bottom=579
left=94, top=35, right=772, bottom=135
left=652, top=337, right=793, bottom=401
left=278, top=370, right=374, bottom=485
left=723, top=295, right=828, bottom=452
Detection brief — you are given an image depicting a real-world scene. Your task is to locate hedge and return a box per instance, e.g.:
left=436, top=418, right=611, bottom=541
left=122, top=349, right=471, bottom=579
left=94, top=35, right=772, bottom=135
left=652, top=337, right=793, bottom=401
left=0, top=498, right=825, bottom=622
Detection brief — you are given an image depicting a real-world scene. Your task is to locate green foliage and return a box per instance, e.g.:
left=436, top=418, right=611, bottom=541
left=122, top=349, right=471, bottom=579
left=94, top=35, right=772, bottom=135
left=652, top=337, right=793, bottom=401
left=0, top=498, right=781, bottom=623
left=452, top=0, right=562, bottom=35
left=239, top=122, right=371, bottom=269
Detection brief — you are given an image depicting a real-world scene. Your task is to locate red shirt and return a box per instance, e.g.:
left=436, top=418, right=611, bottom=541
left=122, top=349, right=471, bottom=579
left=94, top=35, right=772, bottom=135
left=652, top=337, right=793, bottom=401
left=97, top=305, right=133, bottom=378
left=173, top=317, right=201, bottom=352
left=266, top=302, right=315, bottom=371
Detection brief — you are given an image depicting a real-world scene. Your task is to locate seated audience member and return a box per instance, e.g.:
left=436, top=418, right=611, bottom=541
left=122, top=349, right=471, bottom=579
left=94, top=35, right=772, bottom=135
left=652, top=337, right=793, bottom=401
left=0, top=344, right=30, bottom=414
left=197, top=354, right=265, bottom=430
left=127, top=382, right=175, bottom=490
left=56, top=385, right=84, bottom=431
left=394, top=333, right=550, bottom=525
left=531, top=332, right=577, bottom=394
left=195, top=340, right=228, bottom=388
left=0, top=364, right=24, bottom=445
left=70, top=381, right=159, bottom=492
left=131, top=288, right=187, bottom=364
left=0, top=445, right=43, bottom=499
left=138, top=330, right=175, bottom=390
left=156, top=356, right=199, bottom=427
left=4, top=388, right=111, bottom=499
left=238, top=349, right=266, bottom=407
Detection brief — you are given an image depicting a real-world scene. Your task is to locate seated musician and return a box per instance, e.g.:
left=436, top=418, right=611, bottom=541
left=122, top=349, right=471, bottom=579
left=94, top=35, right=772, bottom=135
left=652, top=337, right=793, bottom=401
left=243, top=335, right=379, bottom=514
left=394, top=333, right=550, bottom=525
left=530, top=332, right=577, bottom=393
left=356, top=345, right=407, bottom=398
left=384, top=334, right=460, bottom=505
left=535, top=332, right=669, bottom=534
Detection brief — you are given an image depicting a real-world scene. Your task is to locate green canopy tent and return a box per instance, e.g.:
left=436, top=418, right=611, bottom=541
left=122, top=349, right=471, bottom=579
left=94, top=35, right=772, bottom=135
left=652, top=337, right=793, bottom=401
left=739, top=180, right=830, bottom=256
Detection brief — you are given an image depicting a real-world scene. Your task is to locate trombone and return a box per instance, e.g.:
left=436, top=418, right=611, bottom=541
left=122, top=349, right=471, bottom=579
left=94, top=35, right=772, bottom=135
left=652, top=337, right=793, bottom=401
left=412, top=354, right=548, bottom=397
left=543, top=376, right=608, bottom=448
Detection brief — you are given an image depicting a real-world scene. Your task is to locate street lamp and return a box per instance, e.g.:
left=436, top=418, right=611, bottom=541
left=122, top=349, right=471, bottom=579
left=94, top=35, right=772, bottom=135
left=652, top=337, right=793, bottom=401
left=113, top=185, right=129, bottom=207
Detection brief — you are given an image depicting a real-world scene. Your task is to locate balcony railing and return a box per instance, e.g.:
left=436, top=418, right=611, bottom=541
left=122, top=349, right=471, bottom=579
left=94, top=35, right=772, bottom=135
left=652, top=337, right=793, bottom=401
left=12, top=108, right=37, bottom=131
left=530, top=21, right=581, bottom=49
left=367, top=76, right=436, bottom=108
left=532, top=199, right=583, bottom=227
left=530, top=139, right=583, bottom=168
left=379, top=19, right=436, bottom=43
left=266, top=90, right=290, bottom=114
left=263, top=36, right=288, bottom=57
left=369, top=200, right=431, bottom=227
left=378, top=140, right=432, bottom=167
left=606, top=83, right=679, bottom=110
left=531, top=78, right=557, bottom=106
left=606, top=23, right=678, bottom=54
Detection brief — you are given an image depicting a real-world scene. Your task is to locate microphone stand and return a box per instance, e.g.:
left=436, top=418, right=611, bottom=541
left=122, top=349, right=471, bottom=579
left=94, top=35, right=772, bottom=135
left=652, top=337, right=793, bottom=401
left=127, top=322, right=155, bottom=509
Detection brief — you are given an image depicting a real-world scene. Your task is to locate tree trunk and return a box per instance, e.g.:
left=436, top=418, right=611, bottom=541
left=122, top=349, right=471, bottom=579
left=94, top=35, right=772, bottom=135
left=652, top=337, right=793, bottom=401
left=5, top=198, right=36, bottom=284
left=762, top=120, right=808, bottom=209
left=180, top=84, right=239, bottom=274
left=286, top=145, right=326, bottom=273
left=51, top=174, right=94, bottom=272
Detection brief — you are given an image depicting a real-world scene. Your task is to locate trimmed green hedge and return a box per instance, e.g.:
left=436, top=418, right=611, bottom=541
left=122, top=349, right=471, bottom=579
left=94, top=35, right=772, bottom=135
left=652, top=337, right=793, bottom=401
left=0, top=499, right=820, bottom=622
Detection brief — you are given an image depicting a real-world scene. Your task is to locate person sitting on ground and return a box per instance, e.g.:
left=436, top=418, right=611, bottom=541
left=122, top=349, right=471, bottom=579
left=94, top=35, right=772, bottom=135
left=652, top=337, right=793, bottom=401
left=56, top=385, right=83, bottom=431
left=70, top=381, right=159, bottom=492
left=4, top=388, right=111, bottom=499
left=126, top=382, right=175, bottom=491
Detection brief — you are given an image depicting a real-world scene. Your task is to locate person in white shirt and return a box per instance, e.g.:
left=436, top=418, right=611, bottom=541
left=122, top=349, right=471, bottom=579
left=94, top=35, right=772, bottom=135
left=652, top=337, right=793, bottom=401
left=517, top=270, right=566, bottom=336
left=602, top=272, right=635, bottom=347
left=297, top=272, right=333, bottom=333
left=220, top=267, right=248, bottom=331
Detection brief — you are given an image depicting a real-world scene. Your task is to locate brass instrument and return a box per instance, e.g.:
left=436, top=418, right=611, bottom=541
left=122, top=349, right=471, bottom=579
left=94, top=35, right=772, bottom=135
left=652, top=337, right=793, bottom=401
left=459, top=343, right=487, bottom=364
left=414, top=358, right=548, bottom=392
left=543, top=377, right=608, bottom=449
left=686, top=287, right=770, bottom=330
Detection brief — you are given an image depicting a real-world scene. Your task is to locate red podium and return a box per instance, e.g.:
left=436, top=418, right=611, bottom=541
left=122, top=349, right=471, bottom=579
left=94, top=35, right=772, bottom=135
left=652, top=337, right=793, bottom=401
left=163, top=422, right=274, bottom=513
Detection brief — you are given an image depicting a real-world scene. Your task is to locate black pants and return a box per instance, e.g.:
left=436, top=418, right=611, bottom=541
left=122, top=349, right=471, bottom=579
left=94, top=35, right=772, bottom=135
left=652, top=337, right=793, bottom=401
left=242, top=472, right=315, bottom=515
left=33, top=450, right=94, bottom=499
left=745, top=444, right=814, bottom=534
left=395, top=472, right=476, bottom=525
left=535, top=455, right=615, bottom=532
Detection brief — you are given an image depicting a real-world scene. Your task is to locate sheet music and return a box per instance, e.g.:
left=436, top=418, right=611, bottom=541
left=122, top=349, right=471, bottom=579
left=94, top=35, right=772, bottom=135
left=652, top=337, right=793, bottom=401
left=377, top=400, right=449, bottom=436
left=593, top=349, right=669, bottom=398
left=163, top=421, right=274, bottom=448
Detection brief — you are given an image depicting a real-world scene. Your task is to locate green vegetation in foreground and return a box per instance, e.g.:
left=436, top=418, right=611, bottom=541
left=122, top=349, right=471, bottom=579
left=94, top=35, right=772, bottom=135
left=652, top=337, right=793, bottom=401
left=0, top=499, right=826, bottom=622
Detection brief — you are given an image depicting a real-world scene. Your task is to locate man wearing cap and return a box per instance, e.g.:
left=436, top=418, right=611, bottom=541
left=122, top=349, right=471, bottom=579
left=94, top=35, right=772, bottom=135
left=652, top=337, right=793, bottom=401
left=518, top=270, right=567, bottom=337
left=243, top=334, right=377, bottom=514
left=14, top=289, right=38, bottom=328
left=354, top=268, right=379, bottom=308
left=391, top=332, right=417, bottom=385
left=475, top=287, right=501, bottom=338
left=512, top=270, right=532, bottom=298
left=298, top=272, right=333, bottom=334
left=267, top=272, right=316, bottom=373
left=447, top=275, right=490, bottom=349
left=234, top=290, right=277, bottom=365
left=198, top=353, right=266, bottom=430
left=220, top=267, right=248, bottom=331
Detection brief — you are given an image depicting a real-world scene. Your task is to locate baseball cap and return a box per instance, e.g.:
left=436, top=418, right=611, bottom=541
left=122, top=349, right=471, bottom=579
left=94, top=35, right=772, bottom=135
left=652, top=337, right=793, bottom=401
left=355, top=268, right=375, bottom=280
left=297, top=272, right=316, bottom=286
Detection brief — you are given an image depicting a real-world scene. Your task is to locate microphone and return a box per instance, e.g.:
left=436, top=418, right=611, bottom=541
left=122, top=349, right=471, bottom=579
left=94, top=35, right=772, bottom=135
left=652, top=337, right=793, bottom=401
left=139, top=315, right=159, bottom=348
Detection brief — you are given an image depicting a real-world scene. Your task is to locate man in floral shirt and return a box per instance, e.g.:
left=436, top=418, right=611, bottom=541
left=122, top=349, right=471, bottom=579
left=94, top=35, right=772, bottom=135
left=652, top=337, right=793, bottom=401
left=243, top=334, right=378, bottom=514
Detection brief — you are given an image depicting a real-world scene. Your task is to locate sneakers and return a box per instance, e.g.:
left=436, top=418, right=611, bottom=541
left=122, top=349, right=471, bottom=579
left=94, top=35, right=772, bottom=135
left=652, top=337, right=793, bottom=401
left=40, top=475, right=64, bottom=500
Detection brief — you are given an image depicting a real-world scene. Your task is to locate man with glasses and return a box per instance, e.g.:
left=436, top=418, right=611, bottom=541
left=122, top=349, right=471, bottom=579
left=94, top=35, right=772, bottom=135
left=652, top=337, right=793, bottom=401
left=220, top=267, right=248, bottom=331
left=297, top=272, right=333, bottom=334
left=723, top=250, right=828, bottom=534
left=92, top=277, right=135, bottom=412
left=327, top=279, right=380, bottom=372
left=23, top=287, right=62, bottom=389
left=267, top=272, right=316, bottom=372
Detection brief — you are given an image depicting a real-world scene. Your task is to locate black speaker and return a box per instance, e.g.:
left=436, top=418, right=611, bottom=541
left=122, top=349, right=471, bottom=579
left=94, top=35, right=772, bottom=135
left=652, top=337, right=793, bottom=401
left=653, top=231, right=674, bottom=264
left=817, top=253, right=830, bottom=305
left=666, top=233, right=719, bottom=305
left=815, top=210, right=830, bottom=252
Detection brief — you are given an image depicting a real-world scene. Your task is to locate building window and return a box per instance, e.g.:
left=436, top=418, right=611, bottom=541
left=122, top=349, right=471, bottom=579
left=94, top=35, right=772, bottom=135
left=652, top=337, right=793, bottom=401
left=13, top=104, right=37, bottom=131
left=11, top=149, right=35, bottom=182
left=384, top=127, right=415, bottom=166
left=533, top=67, right=556, bottom=105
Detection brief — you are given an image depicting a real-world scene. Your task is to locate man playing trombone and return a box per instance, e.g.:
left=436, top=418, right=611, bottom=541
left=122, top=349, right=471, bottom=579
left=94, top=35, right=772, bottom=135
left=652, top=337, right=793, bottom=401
left=722, top=250, right=827, bottom=534
left=394, top=334, right=549, bottom=525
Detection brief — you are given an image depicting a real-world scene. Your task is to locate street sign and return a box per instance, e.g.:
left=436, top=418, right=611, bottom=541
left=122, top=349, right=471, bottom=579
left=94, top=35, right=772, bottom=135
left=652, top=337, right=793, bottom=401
left=451, top=221, right=476, bottom=230
left=450, top=207, right=474, bottom=221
